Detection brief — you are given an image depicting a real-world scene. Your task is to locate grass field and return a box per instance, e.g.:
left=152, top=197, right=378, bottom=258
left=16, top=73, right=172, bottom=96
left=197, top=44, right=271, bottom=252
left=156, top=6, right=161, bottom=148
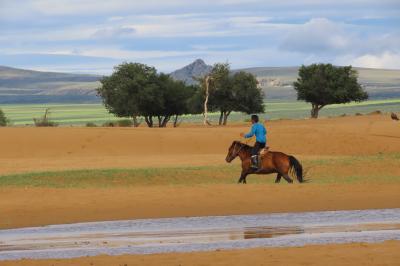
left=1, top=98, right=399, bottom=125
left=1, top=153, right=399, bottom=188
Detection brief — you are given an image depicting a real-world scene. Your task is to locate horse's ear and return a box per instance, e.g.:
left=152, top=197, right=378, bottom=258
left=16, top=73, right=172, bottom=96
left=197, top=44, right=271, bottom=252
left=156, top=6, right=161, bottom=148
left=232, top=140, right=239, bottom=145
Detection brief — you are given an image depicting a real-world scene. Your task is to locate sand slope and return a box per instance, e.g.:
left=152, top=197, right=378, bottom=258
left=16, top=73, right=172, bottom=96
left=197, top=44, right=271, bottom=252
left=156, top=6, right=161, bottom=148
left=0, top=115, right=399, bottom=175
left=4, top=241, right=400, bottom=266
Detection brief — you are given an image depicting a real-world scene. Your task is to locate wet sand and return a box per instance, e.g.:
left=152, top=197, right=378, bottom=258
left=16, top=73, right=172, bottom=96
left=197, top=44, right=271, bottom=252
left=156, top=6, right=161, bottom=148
left=3, top=241, right=400, bottom=266
left=2, top=209, right=399, bottom=260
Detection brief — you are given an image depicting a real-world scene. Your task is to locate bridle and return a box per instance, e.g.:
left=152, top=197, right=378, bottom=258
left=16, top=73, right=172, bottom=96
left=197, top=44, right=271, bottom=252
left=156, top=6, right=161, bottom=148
left=229, top=142, right=246, bottom=161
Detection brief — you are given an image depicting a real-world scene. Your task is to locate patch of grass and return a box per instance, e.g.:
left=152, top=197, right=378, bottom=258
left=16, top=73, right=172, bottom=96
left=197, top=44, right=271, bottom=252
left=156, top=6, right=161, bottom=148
left=0, top=166, right=247, bottom=188
left=1, top=153, right=399, bottom=188
left=85, top=122, right=97, bottom=127
left=309, top=175, right=400, bottom=184
left=1, top=98, right=400, bottom=125
left=304, top=153, right=400, bottom=166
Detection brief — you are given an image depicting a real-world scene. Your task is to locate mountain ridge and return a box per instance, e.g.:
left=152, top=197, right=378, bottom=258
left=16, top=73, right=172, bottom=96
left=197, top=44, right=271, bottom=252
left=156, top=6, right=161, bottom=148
left=1, top=61, right=400, bottom=103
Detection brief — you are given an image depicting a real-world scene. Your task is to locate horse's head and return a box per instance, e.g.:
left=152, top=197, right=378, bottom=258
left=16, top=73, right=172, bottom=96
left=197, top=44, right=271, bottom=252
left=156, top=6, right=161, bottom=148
left=225, top=141, right=243, bottom=163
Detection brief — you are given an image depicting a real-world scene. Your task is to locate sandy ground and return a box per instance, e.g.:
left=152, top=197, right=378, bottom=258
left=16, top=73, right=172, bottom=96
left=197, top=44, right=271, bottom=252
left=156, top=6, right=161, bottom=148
left=0, top=115, right=398, bottom=229
left=1, top=114, right=400, bottom=265
left=0, top=115, right=399, bottom=175
left=1, top=184, right=400, bottom=229
left=4, top=241, right=400, bottom=266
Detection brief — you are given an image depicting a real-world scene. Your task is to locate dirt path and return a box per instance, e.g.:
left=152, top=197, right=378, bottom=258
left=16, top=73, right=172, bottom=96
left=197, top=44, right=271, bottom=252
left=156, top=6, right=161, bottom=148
left=3, top=241, right=400, bottom=266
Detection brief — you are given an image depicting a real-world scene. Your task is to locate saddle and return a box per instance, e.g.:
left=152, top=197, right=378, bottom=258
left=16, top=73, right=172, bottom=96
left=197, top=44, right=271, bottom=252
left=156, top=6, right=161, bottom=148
left=259, top=146, right=270, bottom=157
left=251, top=147, right=270, bottom=169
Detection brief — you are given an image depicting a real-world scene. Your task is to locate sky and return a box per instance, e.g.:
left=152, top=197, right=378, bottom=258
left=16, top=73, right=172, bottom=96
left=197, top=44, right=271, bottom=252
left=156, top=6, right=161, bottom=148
left=0, top=0, right=399, bottom=74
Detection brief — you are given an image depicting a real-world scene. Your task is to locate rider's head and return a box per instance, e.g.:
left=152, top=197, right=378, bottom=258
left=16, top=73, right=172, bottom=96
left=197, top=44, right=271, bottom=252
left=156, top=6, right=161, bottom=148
left=251, top=114, right=259, bottom=124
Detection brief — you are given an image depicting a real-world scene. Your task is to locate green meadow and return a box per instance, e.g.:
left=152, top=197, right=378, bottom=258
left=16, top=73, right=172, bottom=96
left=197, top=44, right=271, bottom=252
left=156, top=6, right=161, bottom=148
left=1, top=98, right=399, bottom=126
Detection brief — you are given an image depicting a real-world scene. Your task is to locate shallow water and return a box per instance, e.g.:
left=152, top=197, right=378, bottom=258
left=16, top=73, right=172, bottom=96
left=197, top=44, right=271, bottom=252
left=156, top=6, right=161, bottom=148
left=1, top=209, right=400, bottom=260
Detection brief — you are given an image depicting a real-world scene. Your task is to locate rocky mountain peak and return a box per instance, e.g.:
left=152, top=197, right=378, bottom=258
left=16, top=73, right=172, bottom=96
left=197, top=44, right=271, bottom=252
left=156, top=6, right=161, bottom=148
left=170, top=59, right=212, bottom=85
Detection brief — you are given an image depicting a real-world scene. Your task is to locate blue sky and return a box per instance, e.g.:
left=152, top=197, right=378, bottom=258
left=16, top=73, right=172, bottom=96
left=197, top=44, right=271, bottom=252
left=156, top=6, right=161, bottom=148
left=0, top=0, right=399, bottom=74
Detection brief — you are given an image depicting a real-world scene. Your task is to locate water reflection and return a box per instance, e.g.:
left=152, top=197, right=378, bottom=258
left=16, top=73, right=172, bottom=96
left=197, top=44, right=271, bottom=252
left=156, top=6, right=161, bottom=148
left=1, top=209, right=400, bottom=260
left=243, top=226, right=304, bottom=239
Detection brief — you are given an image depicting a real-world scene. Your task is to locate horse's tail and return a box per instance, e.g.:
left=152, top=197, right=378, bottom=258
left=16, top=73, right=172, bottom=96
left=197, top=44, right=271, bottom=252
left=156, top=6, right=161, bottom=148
left=289, top=156, right=303, bottom=183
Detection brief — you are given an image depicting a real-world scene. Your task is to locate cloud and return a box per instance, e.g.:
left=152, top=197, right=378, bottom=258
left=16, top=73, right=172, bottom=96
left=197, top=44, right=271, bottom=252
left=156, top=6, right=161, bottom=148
left=350, top=52, right=400, bottom=69
left=278, top=18, right=400, bottom=69
left=279, top=18, right=352, bottom=54
left=1, top=0, right=399, bottom=72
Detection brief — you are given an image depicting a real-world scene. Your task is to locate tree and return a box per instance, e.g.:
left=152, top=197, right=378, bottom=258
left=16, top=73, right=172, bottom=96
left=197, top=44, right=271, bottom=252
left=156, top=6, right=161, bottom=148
left=0, top=108, right=9, bottom=127
left=232, top=71, right=265, bottom=119
left=159, top=76, right=198, bottom=127
left=138, top=73, right=196, bottom=127
left=97, top=62, right=157, bottom=127
left=97, top=62, right=197, bottom=128
left=200, top=63, right=264, bottom=125
left=200, top=63, right=230, bottom=125
left=294, top=64, right=368, bottom=118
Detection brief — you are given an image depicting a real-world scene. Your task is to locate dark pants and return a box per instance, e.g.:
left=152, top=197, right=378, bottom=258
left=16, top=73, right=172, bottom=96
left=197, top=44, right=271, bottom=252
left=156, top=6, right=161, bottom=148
left=252, top=142, right=266, bottom=156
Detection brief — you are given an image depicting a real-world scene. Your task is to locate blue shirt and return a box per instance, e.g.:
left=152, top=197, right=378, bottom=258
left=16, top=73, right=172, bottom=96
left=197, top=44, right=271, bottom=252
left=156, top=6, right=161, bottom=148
left=244, top=122, right=267, bottom=143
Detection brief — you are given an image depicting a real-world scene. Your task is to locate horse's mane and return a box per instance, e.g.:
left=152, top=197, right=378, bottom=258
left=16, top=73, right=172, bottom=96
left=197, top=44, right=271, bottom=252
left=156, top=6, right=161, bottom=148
left=233, top=141, right=252, bottom=151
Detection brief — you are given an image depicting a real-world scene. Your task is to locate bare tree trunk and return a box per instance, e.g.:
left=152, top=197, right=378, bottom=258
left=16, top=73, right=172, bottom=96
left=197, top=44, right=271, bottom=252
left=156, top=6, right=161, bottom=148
left=222, top=111, right=231, bottom=125
left=203, top=76, right=211, bottom=126
left=144, top=116, right=153, bottom=127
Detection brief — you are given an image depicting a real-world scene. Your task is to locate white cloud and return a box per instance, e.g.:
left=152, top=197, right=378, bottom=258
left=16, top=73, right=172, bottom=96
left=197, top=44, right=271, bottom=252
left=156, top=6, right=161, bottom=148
left=350, top=52, right=400, bottom=69
left=1, top=0, right=399, bottom=72
left=280, top=18, right=353, bottom=53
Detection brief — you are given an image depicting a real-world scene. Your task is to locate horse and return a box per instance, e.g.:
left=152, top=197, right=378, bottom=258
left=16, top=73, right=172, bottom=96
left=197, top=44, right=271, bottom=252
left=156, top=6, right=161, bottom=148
left=225, top=141, right=304, bottom=184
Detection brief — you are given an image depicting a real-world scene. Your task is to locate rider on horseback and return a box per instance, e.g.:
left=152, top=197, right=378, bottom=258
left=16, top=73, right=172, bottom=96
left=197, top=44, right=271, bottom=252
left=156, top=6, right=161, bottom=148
left=240, top=115, right=267, bottom=169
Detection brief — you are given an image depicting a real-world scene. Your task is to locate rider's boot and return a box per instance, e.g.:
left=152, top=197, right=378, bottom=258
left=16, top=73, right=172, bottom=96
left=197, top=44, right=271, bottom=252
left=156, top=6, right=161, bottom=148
left=251, top=155, right=258, bottom=169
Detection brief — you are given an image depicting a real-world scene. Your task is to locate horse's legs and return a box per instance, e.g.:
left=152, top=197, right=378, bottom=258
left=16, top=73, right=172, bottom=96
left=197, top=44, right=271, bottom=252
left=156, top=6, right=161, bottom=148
left=275, top=173, right=282, bottom=183
left=282, top=174, right=293, bottom=183
left=238, top=171, right=248, bottom=184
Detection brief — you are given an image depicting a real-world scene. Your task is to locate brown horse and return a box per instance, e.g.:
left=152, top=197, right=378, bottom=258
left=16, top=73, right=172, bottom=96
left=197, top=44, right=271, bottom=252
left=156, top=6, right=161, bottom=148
left=225, top=141, right=303, bottom=184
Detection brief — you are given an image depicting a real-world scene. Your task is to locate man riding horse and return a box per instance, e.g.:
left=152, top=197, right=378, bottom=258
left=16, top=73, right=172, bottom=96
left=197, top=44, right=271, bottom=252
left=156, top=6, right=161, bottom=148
left=226, top=116, right=303, bottom=184
left=240, top=114, right=267, bottom=169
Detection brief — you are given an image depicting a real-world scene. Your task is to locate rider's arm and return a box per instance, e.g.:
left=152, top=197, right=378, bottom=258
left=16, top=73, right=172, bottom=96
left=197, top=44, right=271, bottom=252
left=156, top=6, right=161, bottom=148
left=244, top=124, right=256, bottom=138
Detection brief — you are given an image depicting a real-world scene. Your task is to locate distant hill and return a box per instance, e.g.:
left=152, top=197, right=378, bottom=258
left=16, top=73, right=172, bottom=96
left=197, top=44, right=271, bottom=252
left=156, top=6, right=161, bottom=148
left=170, top=59, right=212, bottom=85
left=170, top=60, right=400, bottom=100
left=0, top=66, right=101, bottom=103
left=236, top=66, right=400, bottom=99
left=1, top=62, right=400, bottom=104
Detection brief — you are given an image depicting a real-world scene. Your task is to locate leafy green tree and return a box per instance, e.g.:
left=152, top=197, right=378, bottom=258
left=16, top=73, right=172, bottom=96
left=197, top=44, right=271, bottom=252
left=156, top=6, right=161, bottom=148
left=200, top=63, right=264, bottom=125
left=294, top=64, right=368, bottom=118
left=232, top=71, right=264, bottom=118
left=97, top=62, right=197, bottom=127
left=136, top=73, right=195, bottom=127
left=157, top=75, right=198, bottom=127
left=97, top=62, right=158, bottom=127
left=0, top=108, right=9, bottom=126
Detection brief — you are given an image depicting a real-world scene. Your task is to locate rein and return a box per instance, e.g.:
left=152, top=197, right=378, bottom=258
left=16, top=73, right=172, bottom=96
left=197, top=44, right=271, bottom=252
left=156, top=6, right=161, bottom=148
left=231, top=138, right=253, bottom=159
